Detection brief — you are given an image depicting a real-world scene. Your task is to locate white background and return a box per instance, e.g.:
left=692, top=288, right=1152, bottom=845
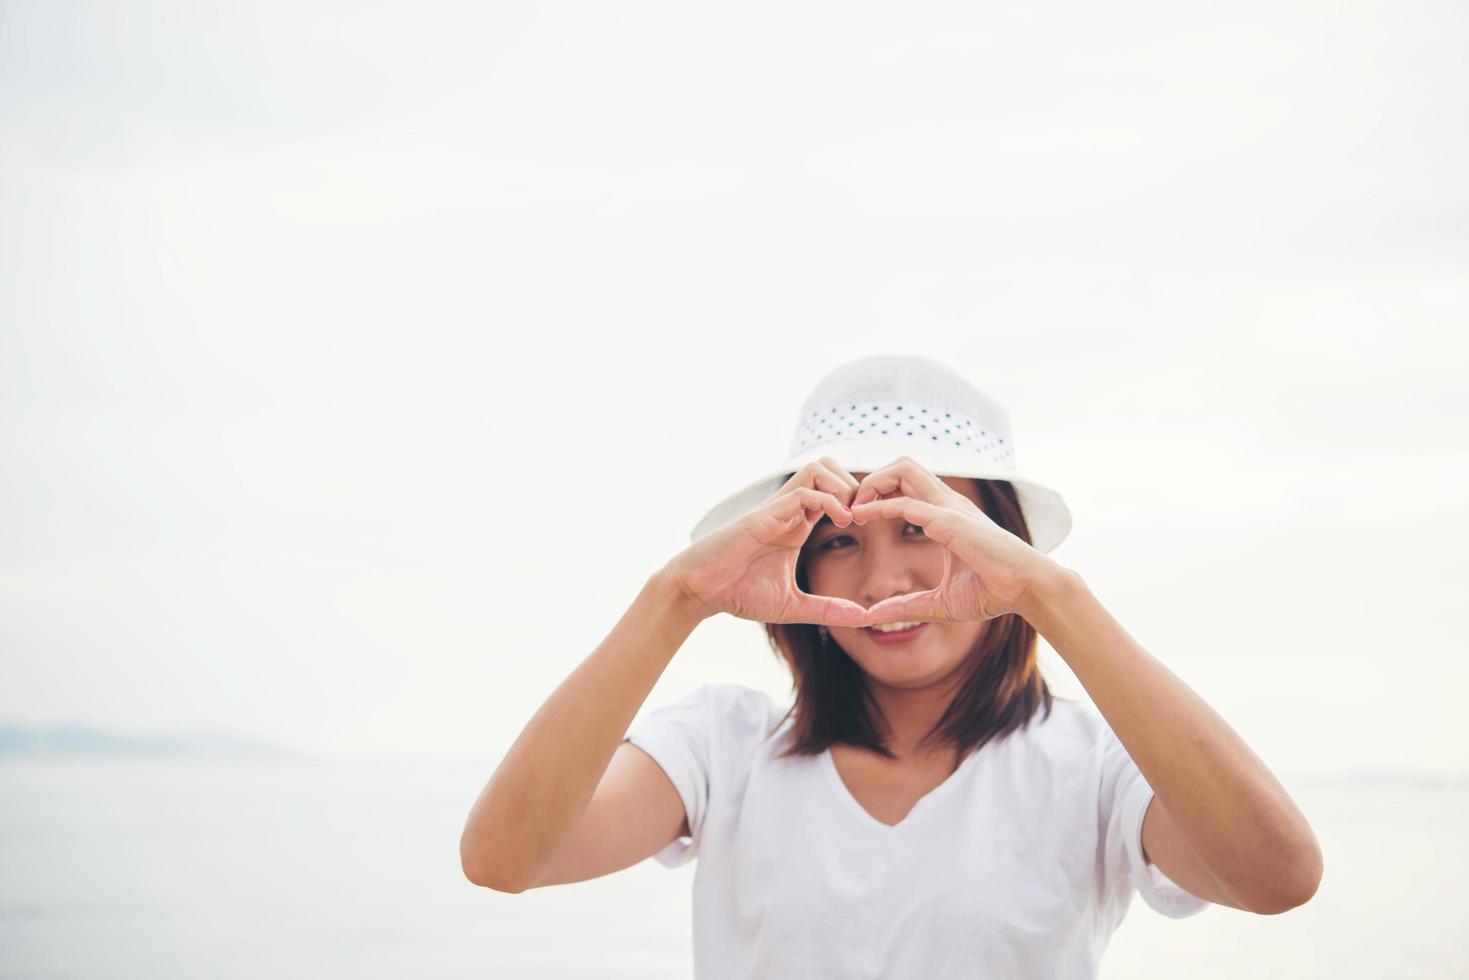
left=3, top=0, right=1465, bottom=779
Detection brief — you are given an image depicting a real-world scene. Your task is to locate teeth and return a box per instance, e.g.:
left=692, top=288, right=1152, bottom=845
left=869, top=621, right=923, bottom=633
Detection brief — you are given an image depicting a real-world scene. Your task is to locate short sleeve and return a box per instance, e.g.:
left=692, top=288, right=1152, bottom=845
left=622, top=684, right=721, bottom=869
left=1098, top=722, right=1211, bottom=919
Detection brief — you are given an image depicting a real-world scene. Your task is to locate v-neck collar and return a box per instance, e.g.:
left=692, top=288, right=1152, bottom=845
left=819, top=744, right=979, bottom=833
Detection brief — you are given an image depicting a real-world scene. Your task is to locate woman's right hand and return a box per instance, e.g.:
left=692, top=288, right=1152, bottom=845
left=663, top=458, right=870, bottom=628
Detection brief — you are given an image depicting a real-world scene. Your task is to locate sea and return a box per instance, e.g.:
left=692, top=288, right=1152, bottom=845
left=1, top=756, right=1464, bottom=978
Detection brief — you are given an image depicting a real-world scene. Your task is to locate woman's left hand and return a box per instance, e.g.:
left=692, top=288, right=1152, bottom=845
left=848, top=457, right=1060, bottom=625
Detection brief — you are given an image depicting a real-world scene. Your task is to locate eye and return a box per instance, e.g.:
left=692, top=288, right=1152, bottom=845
left=817, top=523, right=925, bottom=551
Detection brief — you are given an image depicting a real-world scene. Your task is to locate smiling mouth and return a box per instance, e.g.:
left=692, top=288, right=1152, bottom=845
left=862, top=622, right=929, bottom=642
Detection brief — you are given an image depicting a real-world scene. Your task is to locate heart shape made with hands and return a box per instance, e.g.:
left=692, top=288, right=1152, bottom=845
left=798, top=512, right=973, bottom=628
left=797, top=457, right=1041, bottom=627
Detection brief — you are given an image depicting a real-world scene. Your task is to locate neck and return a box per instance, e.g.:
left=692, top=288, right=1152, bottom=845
left=865, top=669, right=967, bottom=760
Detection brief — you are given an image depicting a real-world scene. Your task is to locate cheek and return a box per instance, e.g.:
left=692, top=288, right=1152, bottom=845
left=948, top=620, right=988, bottom=650
left=801, top=560, right=841, bottom=595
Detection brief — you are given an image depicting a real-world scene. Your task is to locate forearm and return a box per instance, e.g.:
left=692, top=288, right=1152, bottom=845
left=1018, top=565, right=1322, bottom=908
left=459, top=568, right=707, bottom=891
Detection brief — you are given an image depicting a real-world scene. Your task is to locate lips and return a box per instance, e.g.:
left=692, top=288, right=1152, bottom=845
left=862, top=622, right=929, bottom=644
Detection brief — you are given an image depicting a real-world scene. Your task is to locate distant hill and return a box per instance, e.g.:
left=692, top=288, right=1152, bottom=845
left=0, top=724, right=306, bottom=760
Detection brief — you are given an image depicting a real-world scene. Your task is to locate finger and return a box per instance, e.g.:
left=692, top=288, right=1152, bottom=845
left=790, top=592, right=871, bottom=629
left=863, top=589, right=944, bottom=627
left=848, top=494, right=948, bottom=541
left=782, top=487, right=852, bottom=529
left=779, top=460, right=859, bottom=506
left=787, top=458, right=860, bottom=512
left=814, top=456, right=862, bottom=500
left=850, top=458, right=946, bottom=510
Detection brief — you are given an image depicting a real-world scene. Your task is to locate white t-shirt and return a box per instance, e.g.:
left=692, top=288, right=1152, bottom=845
left=623, top=682, right=1208, bottom=979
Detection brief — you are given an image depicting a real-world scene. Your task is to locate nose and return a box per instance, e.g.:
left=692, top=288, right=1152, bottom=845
left=857, top=538, right=928, bottom=609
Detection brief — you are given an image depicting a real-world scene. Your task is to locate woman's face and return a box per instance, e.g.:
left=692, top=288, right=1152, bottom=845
left=800, top=473, right=989, bottom=689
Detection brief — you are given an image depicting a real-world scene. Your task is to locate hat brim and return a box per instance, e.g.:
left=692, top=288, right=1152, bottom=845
left=688, top=440, right=1073, bottom=554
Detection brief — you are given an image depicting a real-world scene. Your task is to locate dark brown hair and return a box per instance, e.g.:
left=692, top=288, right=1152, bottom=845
left=761, top=476, right=1072, bottom=768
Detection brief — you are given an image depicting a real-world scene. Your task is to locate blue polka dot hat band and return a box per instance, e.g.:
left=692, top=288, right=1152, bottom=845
left=793, top=402, right=1013, bottom=466
left=688, top=353, right=1073, bottom=554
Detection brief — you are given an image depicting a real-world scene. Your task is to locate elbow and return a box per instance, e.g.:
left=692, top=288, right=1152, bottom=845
left=1251, top=840, right=1324, bottom=915
left=462, top=855, right=526, bottom=894
left=460, top=832, right=527, bottom=894
left=475, top=873, right=529, bottom=895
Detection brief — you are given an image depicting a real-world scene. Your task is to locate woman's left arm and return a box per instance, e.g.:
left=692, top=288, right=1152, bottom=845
left=846, top=459, right=1323, bottom=915
left=1017, top=563, right=1325, bottom=916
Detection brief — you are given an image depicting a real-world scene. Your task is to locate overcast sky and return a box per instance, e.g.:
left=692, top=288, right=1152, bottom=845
left=2, top=0, right=1465, bottom=776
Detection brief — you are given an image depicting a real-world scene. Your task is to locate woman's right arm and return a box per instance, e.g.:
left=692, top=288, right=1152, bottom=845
left=458, top=567, right=708, bottom=892
left=460, top=461, right=867, bottom=891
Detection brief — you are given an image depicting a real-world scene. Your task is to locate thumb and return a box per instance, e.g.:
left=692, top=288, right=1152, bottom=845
left=789, top=593, right=869, bottom=629
left=864, top=590, right=939, bottom=627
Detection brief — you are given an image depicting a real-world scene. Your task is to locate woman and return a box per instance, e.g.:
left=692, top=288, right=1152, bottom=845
left=459, top=353, right=1323, bottom=979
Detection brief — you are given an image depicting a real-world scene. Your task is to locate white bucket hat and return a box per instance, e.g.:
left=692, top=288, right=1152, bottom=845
left=689, top=353, right=1073, bottom=554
